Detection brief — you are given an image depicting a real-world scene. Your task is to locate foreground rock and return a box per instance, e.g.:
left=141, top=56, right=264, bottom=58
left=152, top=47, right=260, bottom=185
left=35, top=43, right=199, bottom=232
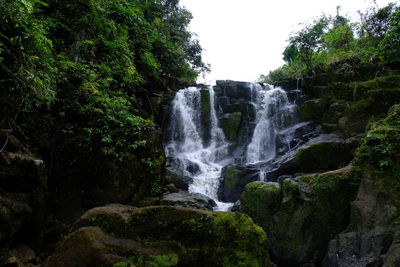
left=326, top=105, right=400, bottom=267
left=161, top=190, right=216, bottom=210
left=267, top=132, right=356, bottom=181
left=241, top=166, right=360, bottom=266
left=218, top=164, right=260, bottom=202
left=0, top=135, right=47, bottom=252
left=45, top=204, right=271, bottom=267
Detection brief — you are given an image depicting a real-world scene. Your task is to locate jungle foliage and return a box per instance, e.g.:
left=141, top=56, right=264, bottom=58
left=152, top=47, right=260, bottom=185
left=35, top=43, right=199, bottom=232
left=260, top=3, right=400, bottom=83
left=0, top=0, right=206, bottom=163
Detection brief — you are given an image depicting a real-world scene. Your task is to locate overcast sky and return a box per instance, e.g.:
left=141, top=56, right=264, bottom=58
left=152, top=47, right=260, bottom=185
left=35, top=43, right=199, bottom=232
left=180, top=0, right=396, bottom=84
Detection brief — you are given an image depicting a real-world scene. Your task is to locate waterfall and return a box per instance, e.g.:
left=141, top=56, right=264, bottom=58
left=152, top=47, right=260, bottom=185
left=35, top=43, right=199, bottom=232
left=165, top=83, right=300, bottom=211
left=165, top=86, right=232, bottom=211
left=246, top=87, right=296, bottom=163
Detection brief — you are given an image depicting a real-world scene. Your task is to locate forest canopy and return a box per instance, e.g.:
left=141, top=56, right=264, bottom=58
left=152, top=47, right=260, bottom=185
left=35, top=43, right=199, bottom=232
left=260, top=3, right=400, bottom=83
left=0, top=0, right=207, bottom=162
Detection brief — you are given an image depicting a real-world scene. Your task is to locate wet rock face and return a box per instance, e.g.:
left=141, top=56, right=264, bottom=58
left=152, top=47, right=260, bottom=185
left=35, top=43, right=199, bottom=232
left=0, top=135, right=47, bottom=250
left=45, top=204, right=271, bottom=267
left=241, top=167, right=361, bottom=266
left=161, top=190, right=216, bottom=210
left=266, top=132, right=356, bottom=181
left=217, top=164, right=260, bottom=203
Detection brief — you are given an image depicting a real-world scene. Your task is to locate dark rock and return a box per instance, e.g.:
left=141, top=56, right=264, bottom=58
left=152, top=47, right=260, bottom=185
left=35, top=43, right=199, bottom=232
left=161, top=190, right=216, bottom=210
left=229, top=200, right=242, bottom=212
left=165, top=183, right=178, bottom=193
left=215, top=80, right=254, bottom=100
left=218, top=164, right=260, bottom=202
left=326, top=179, right=393, bottom=267
left=49, top=204, right=271, bottom=267
left=44, top=226, right=139, bottom=267
left=241, top=166, right=360, bottom=266
left=267, top=133, right=355, bottom=181
left=165, top=168, right=190, bottom=191
left=219, top=112, right=242, bottom=142
left=298, top=99, right=328, bottom=122
left=0, top=245, right=36, bottom=266
left=0, top=134, right=47, bottom=250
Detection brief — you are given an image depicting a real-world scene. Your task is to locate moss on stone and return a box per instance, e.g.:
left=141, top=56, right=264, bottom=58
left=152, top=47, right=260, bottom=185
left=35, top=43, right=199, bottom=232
left=224, top=166, right=242, bottom=190
left=352, top=74, right=400, bottom=100
left=354, top=105, right=400, bottom=209
left=241, top=182, right=281, bottom=229
left=200, top=89, right=211, bottom=141
left=292, top=142, right=354, bottom=173
left=220, top=112, right=242, bottom=142
left=74, top=205, right=271, bottom=267
left=298, top=99, right=328, bottom=122
left=240, top=167, right=361, bottom=266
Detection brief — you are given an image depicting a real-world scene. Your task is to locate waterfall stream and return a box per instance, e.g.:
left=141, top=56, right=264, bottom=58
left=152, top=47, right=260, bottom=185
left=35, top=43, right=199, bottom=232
left=165, top=83, right=300, bottom=211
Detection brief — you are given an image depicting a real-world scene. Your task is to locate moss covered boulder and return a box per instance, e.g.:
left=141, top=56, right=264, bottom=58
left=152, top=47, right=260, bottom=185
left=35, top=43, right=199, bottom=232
left=47, top=204, right=271, bottom=267
left=298, top=99, right=328, bottom=122
left=200, top=89, right=211, bottom=142
left=268, top=133, right=356, bottom=180
left=241, top=182, right=281, bottom=229
left=217, top=165, right=260, bottom=202
left=220, top=112, right=242, bottom=142
left=241, top=167, right=360, bottom=266
left=327, top=105, right=400, bottom=266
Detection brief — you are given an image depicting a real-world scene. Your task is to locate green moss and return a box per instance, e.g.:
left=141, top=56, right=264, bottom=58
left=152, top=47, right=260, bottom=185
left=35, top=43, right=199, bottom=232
left=354, top=105, right=400, bottom=210
left=224, top=166, right=241, bottom=190
left=352, top=75, right=400, bottom=100
left=299, top=99, right=328, bottom=122
left=77, top=206, right=271, bottom=267
left=220, top=112, right=242, bottom=141
left=305, top=170, right=361, bottom=241
left=293, top=142, right=354, bottom=172
left=327, top=82, right=353, bottom=101
left=200, top=89, right=211, bottom=141
left=241, top=182, right=281, bottom=229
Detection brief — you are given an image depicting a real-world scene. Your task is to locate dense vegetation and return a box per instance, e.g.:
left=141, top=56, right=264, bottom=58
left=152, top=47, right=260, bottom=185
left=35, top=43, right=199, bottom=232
left=0, top=0, right=206, bottom=163
left=260, top=3, right=400, bottom=83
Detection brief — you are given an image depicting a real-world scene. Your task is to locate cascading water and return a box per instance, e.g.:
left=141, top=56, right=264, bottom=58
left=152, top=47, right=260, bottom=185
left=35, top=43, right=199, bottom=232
left=165, top=86, right=232, bottom=211
left=165, top=82, right=301, bottom=211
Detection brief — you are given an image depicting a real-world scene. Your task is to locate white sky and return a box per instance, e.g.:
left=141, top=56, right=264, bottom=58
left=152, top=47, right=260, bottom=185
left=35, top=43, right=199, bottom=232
left=180, top=0, right=396, bottom=84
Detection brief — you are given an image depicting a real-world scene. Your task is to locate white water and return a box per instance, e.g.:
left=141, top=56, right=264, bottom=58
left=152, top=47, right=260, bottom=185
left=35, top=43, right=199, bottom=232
left=165, top=86, right=232, bottom=211
left=165, top=84, right=299, bottom=211
left=246, top=86, right=297, bottom=164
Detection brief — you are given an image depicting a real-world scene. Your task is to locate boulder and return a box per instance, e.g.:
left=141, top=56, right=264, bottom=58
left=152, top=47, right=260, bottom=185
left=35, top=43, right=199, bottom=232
left=219, top=112, right=242, bottom=142
left=0, top=134, right=47, bottom=250
left=326, top=106, right=400, bottom=266
left=267, top=133, right=355, bottom=180
left=46, top=204, right=270, bottom=267
left=298, top=99, right=328, bottom=122
left=241, top=182, right=281, bottom=228
left=217, top=164, right=260, bottom=202
left=161, top=190, right=216, bottom=210
left=44, top=226, right=139, bottom=267
left=215, top=80, right=254, bottom=100
left=241, top=167, right=361, bottom=266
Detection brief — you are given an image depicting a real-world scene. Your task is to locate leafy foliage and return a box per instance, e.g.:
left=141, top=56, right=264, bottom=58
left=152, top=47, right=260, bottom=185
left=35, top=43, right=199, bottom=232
left=261, top=3, right=400, bottom=83
left=0, top=0, right=206, bottom=164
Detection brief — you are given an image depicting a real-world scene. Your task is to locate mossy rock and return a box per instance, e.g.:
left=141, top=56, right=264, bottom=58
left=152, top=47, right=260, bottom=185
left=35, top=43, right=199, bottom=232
left=298, top=99, right=328, bottom=122
left=218, top=165, right=259, bottom=202
left=220, top=112, right=242, bottom=142
left=241, top=167, right=360, bottom=266
left=70, top=204, right=271, bottom=267
left=327, top=82, right=353, bottom=101
left=200, top=89, right=211, bottom=142
left=292, top=141, right=354, bottom=173
left=352, top=74, right=400, bottom=100
left=353, top=104, right=400, bottom=209
left=241, top=182, right=281, bottom=229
